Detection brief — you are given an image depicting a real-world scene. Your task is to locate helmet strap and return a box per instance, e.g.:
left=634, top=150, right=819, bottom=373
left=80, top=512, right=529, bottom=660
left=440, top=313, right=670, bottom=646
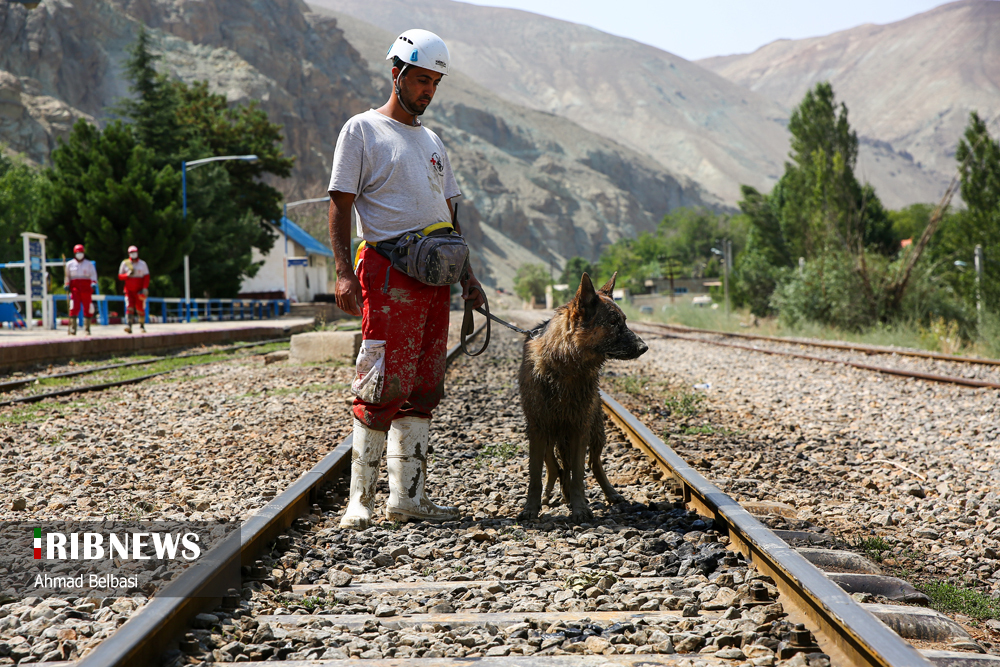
left=393, top=64, right=423, bottom=121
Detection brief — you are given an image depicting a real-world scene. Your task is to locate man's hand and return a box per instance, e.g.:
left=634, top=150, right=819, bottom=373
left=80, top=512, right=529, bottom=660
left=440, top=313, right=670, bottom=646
left=141, top=288, right=148, bottom=296
left=460, top=269, right=486, bottom=310
left=336, top=272, right=364, bottom=317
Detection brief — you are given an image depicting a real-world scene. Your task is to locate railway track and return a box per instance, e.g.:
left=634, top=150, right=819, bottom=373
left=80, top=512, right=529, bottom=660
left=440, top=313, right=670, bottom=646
left=0, top=338, right=291, bottom=407
left=644, top=323, right=1000, bottom=367
left=25, top=325, right=996, bottom=667
left=638, top=322, right=1000, bottom=391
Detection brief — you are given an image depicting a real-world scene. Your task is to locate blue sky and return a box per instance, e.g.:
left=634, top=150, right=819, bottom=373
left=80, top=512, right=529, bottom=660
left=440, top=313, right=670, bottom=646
left=457, top=0, right=954, bottom=61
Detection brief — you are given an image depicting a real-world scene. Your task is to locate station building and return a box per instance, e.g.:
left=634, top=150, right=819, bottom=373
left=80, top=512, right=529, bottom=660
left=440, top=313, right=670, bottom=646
left=239, top=217, right=333, bottom=303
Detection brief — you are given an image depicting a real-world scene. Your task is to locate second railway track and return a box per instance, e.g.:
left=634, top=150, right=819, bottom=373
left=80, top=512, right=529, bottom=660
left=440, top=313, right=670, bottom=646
left=638, top=322, right=1000, bottom=390
left=30, top=323, right=993, bottom=667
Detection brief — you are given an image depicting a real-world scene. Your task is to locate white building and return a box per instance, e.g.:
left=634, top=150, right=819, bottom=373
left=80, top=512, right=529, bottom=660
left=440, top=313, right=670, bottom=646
left=239, top=217, right=332, bottom=302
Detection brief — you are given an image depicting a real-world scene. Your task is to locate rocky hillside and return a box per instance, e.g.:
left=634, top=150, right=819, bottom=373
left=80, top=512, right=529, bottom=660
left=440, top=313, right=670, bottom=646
left=311, top=8, right=712, bottom=287
left=0, top=0, right=713, bottom=289
left=700, top=0, right=1000, bottom=203
left=0, top=0, right=379, bottom=196
left=311, top=0, right=944, bottom=209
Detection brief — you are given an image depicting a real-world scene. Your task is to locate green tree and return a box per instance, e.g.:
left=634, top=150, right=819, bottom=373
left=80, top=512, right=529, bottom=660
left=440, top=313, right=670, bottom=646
left=931, top=112, right=1000, bottom=325
left=175, top=81, right=293, bottom=231
left=733, top=82, right=898, bottom=323
left=889, top=203, right=935, bottom=244
left=513, top=263, right=551, bottom=303
left=596, top=233, right=666, bottom=294
left=39, top=30, right=293, bottom=298
left=38, top=120, right=187, bottom=292
left=0, top=152, right=45, bottom=292
left=173, top=163, right=265, bottom=297
left=114, top=26, right=183, bottom=168
left=560, top=257, right=594, bottom=292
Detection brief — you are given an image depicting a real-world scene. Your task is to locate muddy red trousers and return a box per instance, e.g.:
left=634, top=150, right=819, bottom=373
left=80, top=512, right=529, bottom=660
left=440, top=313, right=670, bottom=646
left=67, top=279, right=94, bottom=318
left=124, top=290, right=146, bottom=317
left=352, top=246, right=450, bottom=432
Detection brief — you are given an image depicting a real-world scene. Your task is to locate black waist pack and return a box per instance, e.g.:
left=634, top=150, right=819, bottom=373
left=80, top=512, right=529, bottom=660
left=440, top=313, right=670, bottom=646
left=373, top=222, right=470, bottom=291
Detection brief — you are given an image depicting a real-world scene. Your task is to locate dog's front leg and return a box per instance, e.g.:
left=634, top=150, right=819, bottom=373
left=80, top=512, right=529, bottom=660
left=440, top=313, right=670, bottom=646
left=566, top=433, right=593, bottom=523
left=519, top=430, right=545, bottom=521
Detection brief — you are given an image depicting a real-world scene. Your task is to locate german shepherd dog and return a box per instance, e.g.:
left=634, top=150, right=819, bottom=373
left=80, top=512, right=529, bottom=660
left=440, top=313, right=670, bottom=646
left=518, top=272, right=648, bottom=523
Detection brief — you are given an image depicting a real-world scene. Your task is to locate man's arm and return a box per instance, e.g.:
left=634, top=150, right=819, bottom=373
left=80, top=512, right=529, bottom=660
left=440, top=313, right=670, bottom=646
left=329, top=191, right=363, bottom=317
left=447, top=198, right=486, bottom=309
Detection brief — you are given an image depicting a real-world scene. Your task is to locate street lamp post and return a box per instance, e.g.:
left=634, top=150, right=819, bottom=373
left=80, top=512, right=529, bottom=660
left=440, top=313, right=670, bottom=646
left=711, top=240, right=731, bottom=317
left=282, top=196, right=330, bottom=300
left=181, top=154, right=258, bottom=318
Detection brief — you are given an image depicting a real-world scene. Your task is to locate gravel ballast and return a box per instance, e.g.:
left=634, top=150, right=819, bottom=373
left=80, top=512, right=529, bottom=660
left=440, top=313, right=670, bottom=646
left=156, top=328, right=827, bottom=667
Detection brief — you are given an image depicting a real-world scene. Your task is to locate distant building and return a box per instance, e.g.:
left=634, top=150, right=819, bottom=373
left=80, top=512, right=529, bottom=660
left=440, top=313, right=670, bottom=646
left=239, top=217, right=332, bottom=302
left=645, top=277, right=711, bottom=294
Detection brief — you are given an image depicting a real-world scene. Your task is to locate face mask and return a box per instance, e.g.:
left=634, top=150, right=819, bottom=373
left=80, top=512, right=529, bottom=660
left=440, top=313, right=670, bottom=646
left=75, top=253, right=84, bottom=261
left=129, top=253, right=138, bottom=260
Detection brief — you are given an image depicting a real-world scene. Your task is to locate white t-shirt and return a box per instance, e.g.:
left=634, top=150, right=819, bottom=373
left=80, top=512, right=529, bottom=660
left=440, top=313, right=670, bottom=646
left=118, top=258, right=150, bottom=278
left=328, top=109, right=461, bottom=243
left=65, top=258, right=97, bottom=283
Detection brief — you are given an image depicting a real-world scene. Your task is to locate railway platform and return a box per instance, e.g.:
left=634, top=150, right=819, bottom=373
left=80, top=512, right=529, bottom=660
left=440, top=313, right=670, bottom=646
left=0, top=317, right=316, bottom=372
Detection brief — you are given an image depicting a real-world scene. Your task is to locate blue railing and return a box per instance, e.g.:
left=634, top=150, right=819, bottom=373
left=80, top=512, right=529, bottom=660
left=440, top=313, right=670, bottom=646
left=50, top=295, right=291, bottom=328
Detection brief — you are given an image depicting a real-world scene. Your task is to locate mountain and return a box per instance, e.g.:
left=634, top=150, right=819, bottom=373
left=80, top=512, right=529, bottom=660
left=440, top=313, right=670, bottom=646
left=307, top=7, right=712, bottom=287
left=309, top=0, right=791, bottom=205
left=699, top=0, right=1000, bottom=204
left=308, top=0, right=946, bottom=208
left=0, top=0, right=711, bottom=290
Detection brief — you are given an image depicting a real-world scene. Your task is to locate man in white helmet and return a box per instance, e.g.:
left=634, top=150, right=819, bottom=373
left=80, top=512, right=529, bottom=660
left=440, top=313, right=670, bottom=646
left=64, top=244, right=98, bottom=336
left=328, top=29, right=485, bottom=530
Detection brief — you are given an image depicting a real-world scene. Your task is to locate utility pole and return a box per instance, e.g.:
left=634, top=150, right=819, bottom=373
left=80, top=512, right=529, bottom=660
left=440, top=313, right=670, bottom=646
left=975, top=244, right=984, bottom=331
left=723, top=239, right=731, bottom=318
left=668, top=260, right=676, bottom=306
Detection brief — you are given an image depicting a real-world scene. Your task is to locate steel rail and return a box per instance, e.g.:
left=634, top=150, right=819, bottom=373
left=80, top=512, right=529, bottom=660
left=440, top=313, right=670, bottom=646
left=0, top=337, right=291, bottom=394
left=599, top=390, right=934, bottom=667
left=646, top=328, right=1000, bottom=390
left=75, top=323, right=486, bottom=667
left=0, top=339, right=291, bottom=408
left=644, top=321, right=1000, bottom=367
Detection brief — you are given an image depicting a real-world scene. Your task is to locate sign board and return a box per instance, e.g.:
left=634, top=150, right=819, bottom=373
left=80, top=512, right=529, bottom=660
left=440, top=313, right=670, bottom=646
left=287, top=257, right=308, bottom=267
left=28, top=240, right=44, bottom=297
left=21, top=232, right=47, bottom=328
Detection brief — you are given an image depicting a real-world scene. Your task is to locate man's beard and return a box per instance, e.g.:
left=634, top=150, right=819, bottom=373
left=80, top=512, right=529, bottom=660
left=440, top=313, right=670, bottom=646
left=400, top=80, right=431, bottom=115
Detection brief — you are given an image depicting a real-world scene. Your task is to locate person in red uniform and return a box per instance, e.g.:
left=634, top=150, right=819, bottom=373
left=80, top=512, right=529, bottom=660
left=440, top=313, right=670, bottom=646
left=64, top=244, right=98, bottom=336
left=118, top=245, right=150, bottom=334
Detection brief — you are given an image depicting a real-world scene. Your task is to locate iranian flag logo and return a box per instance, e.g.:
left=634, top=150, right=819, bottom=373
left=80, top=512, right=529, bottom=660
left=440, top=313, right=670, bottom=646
left=33, top=527, right=41, bottom=559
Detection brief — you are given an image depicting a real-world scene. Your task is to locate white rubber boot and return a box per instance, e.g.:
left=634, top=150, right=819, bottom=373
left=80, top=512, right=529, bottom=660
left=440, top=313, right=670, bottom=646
left=339, top=419, right=387, bottom=530
left=386, top=417, right=459, bottom=522
left=84, top=317, right=91, bottom=335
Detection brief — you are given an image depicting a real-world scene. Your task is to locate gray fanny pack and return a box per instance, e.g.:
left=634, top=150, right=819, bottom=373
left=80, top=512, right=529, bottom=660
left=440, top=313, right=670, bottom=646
left=374, top=225, right=470, bottom=291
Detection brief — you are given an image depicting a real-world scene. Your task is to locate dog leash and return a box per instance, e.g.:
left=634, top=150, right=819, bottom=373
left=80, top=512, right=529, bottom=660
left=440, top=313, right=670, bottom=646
left=461, top=285, right=540, bottom=357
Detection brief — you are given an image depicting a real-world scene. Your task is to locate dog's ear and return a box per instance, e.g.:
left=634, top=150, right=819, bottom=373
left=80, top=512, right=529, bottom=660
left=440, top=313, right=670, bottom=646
left=573, top=272, right=600, bottom=321
left=598, top=272, right=617, bottom=296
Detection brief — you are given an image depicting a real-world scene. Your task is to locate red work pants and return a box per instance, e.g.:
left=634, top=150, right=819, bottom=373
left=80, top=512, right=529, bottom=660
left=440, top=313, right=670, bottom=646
left=352, top=246, right=450, bottom=432
left=68, top=279, right=94, bottom=318
left=124, top=290, right=146, bottom=317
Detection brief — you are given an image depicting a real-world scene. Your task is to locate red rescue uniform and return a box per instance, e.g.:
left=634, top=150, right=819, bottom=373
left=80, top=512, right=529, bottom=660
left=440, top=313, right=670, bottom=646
left=118, top=258, right=150, bottom=317
left=64, top=258, right=97, bottom=318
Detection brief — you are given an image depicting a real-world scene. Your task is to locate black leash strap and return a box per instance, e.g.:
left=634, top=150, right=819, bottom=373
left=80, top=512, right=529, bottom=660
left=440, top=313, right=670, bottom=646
left=461, top=285, right=540, bottom=357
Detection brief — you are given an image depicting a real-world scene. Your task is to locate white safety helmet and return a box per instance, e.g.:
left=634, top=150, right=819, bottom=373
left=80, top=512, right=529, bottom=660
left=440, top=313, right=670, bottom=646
left=385, top=29, right=450, bottom=77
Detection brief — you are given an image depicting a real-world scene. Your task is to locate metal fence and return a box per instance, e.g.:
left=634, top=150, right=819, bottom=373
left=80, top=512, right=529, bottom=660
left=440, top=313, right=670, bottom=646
left=51, top=295, right=290, bottom=327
